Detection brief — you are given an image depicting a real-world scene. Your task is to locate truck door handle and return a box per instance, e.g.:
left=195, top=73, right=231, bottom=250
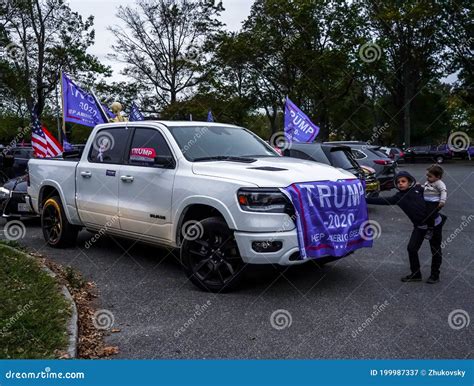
left=80, top=171, right=92, bottom=178
left=120, top=175, right=134, bottom=183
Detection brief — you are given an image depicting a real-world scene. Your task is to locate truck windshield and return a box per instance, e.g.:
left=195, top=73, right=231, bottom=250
left=167, top=126, right=279, bottom=162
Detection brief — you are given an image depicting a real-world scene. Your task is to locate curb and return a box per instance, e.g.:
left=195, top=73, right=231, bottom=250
left=44, top=266, right=78, bottom=359
left=1, top=244, right=78, bottom=358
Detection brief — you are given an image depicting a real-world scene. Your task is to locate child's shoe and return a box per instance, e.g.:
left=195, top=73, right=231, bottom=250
left=426, top=275, right=440, bottom=284
left=401, top=273, right=422, bottom=282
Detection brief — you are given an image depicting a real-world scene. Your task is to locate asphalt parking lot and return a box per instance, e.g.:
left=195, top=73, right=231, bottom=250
left=1, top=162, right=472, bottom=359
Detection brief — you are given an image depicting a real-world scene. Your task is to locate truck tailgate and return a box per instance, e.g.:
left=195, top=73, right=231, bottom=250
left=27, top=158, right=79, bottom=219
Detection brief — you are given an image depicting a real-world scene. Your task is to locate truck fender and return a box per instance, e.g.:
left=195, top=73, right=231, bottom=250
left=173, top=196, right=237, bottom=245
left=38, top=181, right=81, bottom=225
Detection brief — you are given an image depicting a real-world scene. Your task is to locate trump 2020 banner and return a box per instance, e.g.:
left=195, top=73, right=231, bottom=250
left=284, top=97, right=320, bottom=143
left=62, top=72, right=107, bottom=127
left=129, top=102, right=145, bottom=122
left=282, top=179, right=372, bottom=259
left=102, top=103, right=115, bottom=119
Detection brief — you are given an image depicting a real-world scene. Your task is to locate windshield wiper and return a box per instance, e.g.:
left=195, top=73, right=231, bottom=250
left=193, top=156, right=257, bottom=163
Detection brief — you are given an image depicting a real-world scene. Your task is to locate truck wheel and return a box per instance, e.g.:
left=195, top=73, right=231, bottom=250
left=180, top=217, right=246, bottom=292
left=41, top=196, right=79, bottom=248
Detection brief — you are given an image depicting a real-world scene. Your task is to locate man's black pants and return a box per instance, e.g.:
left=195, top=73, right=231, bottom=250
left=407, top=221, right=444, bottom=277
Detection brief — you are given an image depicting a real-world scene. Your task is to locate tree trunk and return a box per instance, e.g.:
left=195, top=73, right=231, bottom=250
left=402, top=67, right=412, bottom=146
left=270, top=105, right=278, bottom=134
left=316, top=106, right=328, bottom=142
left=170, top=89, right=177, bottom=104
left=403, top=98, right=411, bottom=146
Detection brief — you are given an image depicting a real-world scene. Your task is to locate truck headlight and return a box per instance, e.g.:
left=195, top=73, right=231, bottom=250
left=0, top=186, right=11, bottom=199
left=237, top=188, right=289, bottom=213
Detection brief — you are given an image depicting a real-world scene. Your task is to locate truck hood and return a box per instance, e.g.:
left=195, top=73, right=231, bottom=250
left=192, top=157, right=357, bottom=188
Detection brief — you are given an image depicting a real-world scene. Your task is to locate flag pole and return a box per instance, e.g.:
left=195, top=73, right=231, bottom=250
left=60, top=71, right=66, bottom=135
left=56, top=76, right=61, bottom=140
left=91, top=90, right=109, bottom=123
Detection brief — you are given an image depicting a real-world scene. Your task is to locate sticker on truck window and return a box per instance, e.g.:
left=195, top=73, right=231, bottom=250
left=130, top=147, right=156, bottom=163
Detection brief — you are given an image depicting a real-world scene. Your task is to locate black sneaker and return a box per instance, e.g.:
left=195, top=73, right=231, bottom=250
left=424, top=229, right=433, bottom=240
left=401, top=273, right=422, bottom=282
left=426, top=275, right=440, bottom=284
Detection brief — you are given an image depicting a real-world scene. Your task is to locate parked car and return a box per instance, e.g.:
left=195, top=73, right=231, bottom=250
left=325, top=142, right=397, bottom=191
left=380, top=146, right=405, bottom=163
left=0, top=174, right=36, bottom=220
left=9, top=146, right=35, bottom=176
left=28, top=121, right=370, bottom=292
left=463, top=145, right=474, bottom=160
left=447, top=144, right=474, bottom=160
left=404, top=145, right=453, bottom=164
left=282, top=142, right=380, bottom=197
left=359, top=165, right=380, bottom=197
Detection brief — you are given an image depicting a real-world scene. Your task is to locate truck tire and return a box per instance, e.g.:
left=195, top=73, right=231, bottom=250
left=180, top=216, right=246, bottom=292
left=41, top=196, right=79, bottom=248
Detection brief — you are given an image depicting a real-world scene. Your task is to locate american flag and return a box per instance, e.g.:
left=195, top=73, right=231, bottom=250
left=31, top=111, right=63, bottom=158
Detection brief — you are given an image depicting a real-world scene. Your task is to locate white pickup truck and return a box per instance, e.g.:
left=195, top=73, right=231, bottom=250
left=28, top=121, right=360, bottom=292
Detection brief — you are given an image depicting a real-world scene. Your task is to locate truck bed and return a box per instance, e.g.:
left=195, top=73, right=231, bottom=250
left=27, top=158, right=79, bottom=219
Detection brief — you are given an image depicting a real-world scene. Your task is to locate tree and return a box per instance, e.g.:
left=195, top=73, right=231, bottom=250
left=0, top=0, right=109, bottom=120
left=239, top=0, right=364, bottom=139
left=360, top=0, right=445, bottom=145
left=95, top=80, right=141, bottom=113
left=203, top=31, right=256, bottom=126
left=439, top=0, right=473, bottom=132
left=109, top=0, right=224, bottom=112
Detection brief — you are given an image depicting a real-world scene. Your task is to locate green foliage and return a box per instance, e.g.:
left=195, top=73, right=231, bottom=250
left=64, top=266, right=87, bottom=291
left=68, top=123, right=92, bottom=144
left=410, top=86, right=452, bottom=145
left=1, top=0, right=471, bottom=146
left=0, top=0, right=110, bottom=118
left=0, top=244, right=70, bottom=359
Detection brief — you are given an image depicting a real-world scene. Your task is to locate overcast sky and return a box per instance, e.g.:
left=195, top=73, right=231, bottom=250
left=69, top=0, right=254, bottom=80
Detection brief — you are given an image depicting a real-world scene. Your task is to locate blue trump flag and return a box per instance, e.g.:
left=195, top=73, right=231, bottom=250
left=284, top=97, right=319, bottom=143
left=282, top=179, right=372, bottom=259
left=62, top=134, right=74, bottom=152
left=102, top=103, right=115, bottom=119
left=129, top=102, right=145, bottom=121
left=61, top=72, right=107, bottom=127
left=207, top=110, right=214, bottom=122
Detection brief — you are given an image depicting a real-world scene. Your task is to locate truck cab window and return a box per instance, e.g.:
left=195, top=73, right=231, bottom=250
left=89, top=128, right=129, bottom=164
left=128, top=128, right=173, bottom=167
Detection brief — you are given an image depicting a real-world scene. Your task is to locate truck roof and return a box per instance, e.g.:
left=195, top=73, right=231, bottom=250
left=158, top=121, right=238, bottom=127
left=100, top=121, right=241, bottom=129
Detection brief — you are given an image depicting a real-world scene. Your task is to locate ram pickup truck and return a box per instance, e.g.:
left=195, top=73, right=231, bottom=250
left=28, top=121, right=365, bottom=292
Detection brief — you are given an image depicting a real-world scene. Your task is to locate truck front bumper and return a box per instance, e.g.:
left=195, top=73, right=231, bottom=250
left=234, top=229, right=305, bottom=265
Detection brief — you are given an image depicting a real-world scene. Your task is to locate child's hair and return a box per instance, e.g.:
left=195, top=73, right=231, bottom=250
left=427, top=164, right=444, bottom=178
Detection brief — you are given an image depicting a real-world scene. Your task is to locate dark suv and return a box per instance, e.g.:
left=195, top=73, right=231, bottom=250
left=404, top=145, right=453, bottom=164
left=8, top=147, right=35, bottom=176
left=282, top=143, right=380, bottom=197
left=325, top=142, right=398, bottom=191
